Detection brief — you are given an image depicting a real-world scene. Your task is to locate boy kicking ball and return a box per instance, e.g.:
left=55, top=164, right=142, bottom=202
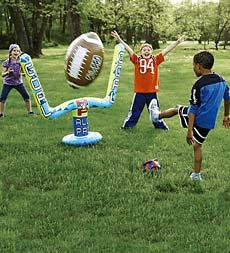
left=149, top=51, right=230, bottom=180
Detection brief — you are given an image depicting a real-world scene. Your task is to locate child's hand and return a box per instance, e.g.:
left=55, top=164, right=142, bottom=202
left=8, top=67, right=14, bottom=75
left=177, top=35, right=186, bottom=44
left=223, top=115, right=230, bottom=128
left=186, top=129, right=194, bottom=145
left=111, top=31, right=134, bottom=56
left=111, top=31, right=121, bottom=42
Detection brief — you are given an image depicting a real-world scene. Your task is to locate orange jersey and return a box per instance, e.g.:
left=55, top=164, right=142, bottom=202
left=130, top=53, right=164, bottom=93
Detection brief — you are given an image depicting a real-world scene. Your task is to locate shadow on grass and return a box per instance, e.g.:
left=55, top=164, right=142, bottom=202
left=186, top=181, right=205, bottom=194
left=218, top=186, right=230, bottom=210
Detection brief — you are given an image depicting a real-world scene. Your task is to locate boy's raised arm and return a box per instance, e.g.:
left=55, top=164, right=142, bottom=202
left=161, top=35, right=185, bottom=56
left=111, top=30, right=134, bottom=57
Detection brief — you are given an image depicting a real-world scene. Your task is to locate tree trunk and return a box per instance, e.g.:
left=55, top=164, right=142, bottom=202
left=3, top=9, right=10, bottom=35
left=61, top=5, right=67, bottom=35
left=126, top=26, right=133, bottom=44
left=46, top=16, right=52, bottom=42
left=7, top=4, right=30, bottom=53
left=22, top=14, right=32, bottom=49
left=215, top=4, right=229, bottom=51
left=223, top=29, right=230, bottom=50
left=31, top=0, right=47, bottom=56
left=145, top=28, right=159, bottom=49
left=7, top=0, right=47, bottom=57
left=33, top=16, right=47, bottom=56
left=214, top=40, right=219, bottom=50
left=68, top=0, right=81, bottom=40
left=203, top=41, right=206, bottom=50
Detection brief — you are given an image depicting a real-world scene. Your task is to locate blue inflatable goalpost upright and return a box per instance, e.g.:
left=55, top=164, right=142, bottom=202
left=20, top=43, right=125, bottom=146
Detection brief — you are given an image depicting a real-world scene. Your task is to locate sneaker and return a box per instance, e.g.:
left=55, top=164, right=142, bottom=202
left=28, top=111, right=37, bottom=116
left=120, top=126, right=133, bottom=130
left=190, top=172, right=202, bottom=181
left=154, top=120, right=169, bottom=131
left=0, top=113, right=4, bottom=118
left=149, top=99, right=160, bottom=123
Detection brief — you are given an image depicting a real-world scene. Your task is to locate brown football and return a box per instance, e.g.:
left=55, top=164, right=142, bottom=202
left=65, top=32, right=104, bottom=88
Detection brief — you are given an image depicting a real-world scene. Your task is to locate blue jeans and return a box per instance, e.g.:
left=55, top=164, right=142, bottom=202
left=0, top=83, right=30, bottom=102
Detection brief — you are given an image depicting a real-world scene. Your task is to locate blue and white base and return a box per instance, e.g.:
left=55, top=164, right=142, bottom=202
left=62, top=106, right=102, bottom=146
left=62, top=132, right=102, bottom=146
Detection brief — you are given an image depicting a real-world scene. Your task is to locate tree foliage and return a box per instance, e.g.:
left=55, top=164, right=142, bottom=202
left=1, top=0, right=230, bottom=55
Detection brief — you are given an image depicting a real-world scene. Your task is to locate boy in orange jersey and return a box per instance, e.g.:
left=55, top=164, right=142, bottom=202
left=111, top=31, right=184, bottom=130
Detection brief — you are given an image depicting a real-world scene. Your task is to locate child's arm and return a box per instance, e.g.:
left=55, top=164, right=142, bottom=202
left=2, top=67, right=13, bottom=77
left=223, top=100, right=230, bottom=128
left=111, top=31, right=134, bottom=57
left=161, top=35, right=185, bottom=56
left=186, top=112, right=195, bottom=145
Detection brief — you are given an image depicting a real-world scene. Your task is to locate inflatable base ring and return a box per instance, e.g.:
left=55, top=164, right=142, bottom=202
left=62, top=132, right=102, bottom=146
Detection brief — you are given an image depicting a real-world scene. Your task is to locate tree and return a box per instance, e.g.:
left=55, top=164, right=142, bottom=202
left=194, top=2, right=217, bottom=49
left=1, top=0, right=228, bottom=54
left=83, top=0, right=106, bottom=39
left=2, top=0, right=77, bottom=55
left=67, top=0, right=81, bottom=39
left=0, top=2, right=14, bottom=48
left=213, top=0, right=230, bottom=50
left=4, top=0, right=51, bottom=56
left=7, top=1, right=31, bottom=54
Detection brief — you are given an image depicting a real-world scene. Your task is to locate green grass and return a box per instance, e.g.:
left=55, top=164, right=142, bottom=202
left=0, top=42, right=230, bottom=253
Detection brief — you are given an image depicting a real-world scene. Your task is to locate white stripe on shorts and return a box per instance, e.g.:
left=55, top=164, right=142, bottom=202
left=122, top=93, right=137, bottom=127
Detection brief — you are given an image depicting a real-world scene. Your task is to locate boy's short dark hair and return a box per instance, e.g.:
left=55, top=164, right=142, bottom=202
left=193, top=51, right=214, bottom=69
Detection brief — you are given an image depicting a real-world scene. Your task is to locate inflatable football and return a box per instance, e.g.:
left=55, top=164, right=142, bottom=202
left=65, top=32, right=104, bottom=88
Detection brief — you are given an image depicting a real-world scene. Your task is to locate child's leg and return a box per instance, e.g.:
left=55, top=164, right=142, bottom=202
left=146, top=94, right=178, bottom=118
left=15, top=84, right=33, bottom=113
left=148, top=97, right=173, bottom=130
left=155, top=107, right=177, bottom=131
left=190, top=125, right=210, bottom=180
left=193, top=142, right=202, bottom=173
left=25, top=99, right=33, bottom=113
left=149, top=101, right=178, bottom=122
left=191, top=126, right=210, bottom=176
left=159, top=107, right=178, bottom=119
left=122, top=93, right=145, bottom=128
left=0, top=84, right=12, bottom=116
left=0, top=102, right=6, bottom=116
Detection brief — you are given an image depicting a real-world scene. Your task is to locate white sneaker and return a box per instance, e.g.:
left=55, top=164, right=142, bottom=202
left=190, top=172, right=202, bottom=181
left=149, top=99, right=160, bottom=123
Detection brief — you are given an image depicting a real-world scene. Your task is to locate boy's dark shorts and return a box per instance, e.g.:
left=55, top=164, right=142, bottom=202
left=178, top=106, right=210, bottom=145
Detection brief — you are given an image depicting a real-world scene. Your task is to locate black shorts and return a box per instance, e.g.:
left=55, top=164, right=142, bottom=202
left=178, top=106, right=210, bottom=144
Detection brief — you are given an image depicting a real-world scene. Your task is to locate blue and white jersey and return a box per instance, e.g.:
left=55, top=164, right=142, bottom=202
left=189, top=73, right=230, bottom=129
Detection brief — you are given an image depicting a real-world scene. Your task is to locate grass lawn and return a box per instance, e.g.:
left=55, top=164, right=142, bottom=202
left=0, top=41, right=230, bottom=253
